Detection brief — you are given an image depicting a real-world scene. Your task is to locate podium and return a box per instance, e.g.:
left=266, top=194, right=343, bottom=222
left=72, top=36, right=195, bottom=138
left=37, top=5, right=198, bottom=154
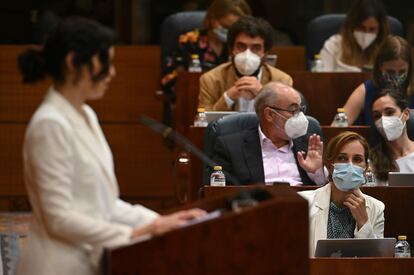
left=104, top=187, right=310, bottom=275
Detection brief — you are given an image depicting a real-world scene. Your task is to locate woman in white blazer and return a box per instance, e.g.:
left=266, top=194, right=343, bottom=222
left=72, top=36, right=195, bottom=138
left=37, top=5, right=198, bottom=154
left=299, top=131, right=384, bottom=256
left=16, top=17, right=205, bottom=275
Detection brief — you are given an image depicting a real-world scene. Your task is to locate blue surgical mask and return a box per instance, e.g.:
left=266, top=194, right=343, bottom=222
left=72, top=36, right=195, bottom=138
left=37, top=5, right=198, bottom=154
left=332, top=163, right=365, bottom=192
left=213, top=26, right=228, bottom=43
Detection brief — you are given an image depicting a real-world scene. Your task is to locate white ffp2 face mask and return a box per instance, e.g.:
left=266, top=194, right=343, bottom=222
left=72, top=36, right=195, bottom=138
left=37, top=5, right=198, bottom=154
left=353, top=31, right=377, bottom=50
left=375, top=113, right=405, bottom=141
left=284, top=112, right=309, bottom=139
left=234, top=49, right=261, bottom=76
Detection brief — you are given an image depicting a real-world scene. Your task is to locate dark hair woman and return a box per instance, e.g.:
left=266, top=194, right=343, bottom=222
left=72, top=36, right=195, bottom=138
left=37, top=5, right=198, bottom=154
left=370, top=89, right=414, bottom=183
left=336, top=36, right=413, bottom=126
left=17, top=17, right=204, bottom=275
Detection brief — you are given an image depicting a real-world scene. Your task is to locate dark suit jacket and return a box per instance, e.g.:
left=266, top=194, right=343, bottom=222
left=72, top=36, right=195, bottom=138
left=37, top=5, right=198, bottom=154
left=212, top=124, right=323, bottom=185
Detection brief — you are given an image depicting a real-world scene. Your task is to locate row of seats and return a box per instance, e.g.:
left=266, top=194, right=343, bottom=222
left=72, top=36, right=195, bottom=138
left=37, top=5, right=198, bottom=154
left=160, top=11, right=403, bottom=70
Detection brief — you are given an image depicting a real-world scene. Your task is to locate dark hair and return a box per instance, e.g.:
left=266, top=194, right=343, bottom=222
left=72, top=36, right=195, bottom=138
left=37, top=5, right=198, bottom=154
left=373, top=36, right=414, bottom=96
left=325, top=131, right=369, bottom=181
left=204, top=0, right=251, bottom=30
left=18, top=16, right=116, bottom=84
left=340, top=0, right=389, bottom=67
left=227, top=16, right=273, bottom=52
left=370, top=89, right=409, bottom=181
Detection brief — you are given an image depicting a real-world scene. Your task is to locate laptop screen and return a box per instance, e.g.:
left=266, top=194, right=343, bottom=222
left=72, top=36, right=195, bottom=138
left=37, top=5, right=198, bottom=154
left=388, top=172, right=414, bottom=187
left=205, top=111, right=237, bottom=123
left=314, top=238, right=396, bottom=257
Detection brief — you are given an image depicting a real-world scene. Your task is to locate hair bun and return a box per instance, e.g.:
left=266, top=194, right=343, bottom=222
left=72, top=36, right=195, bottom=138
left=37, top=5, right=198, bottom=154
left=18, top=48, right=46, bottom=84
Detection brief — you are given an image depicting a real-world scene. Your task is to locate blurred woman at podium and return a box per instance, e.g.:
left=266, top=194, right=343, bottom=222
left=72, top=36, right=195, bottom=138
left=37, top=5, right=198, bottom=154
left=300, top=131, right=384, bottom=256
left=16, top=17, right=204, bottom=275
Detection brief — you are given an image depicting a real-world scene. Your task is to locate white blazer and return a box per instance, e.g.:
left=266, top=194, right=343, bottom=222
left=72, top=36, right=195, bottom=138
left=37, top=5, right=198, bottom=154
left=16, top=87, right=159, bottom=275
left=299, top=184, right=385, bottom=256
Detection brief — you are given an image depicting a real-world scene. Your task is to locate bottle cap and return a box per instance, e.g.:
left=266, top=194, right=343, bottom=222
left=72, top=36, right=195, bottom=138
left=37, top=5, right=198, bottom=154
left=398, top=235, right=407, bottom=240
left=213, top=166, right=222, bottom=171
left=337, top=108, right=345, bottom=113
left=197, top=107, right=205, bottom=113
left=191, top=54, right=199, bottom=59
left=314, top=54, right=321, bottom=59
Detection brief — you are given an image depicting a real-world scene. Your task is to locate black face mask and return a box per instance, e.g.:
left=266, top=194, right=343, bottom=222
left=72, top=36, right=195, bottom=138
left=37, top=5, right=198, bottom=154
left=381, top=71, right=408, bottom=89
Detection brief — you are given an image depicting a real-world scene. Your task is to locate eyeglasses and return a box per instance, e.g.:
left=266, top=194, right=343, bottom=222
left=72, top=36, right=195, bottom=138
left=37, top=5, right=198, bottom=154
left=268, top=105, right=306, bottom=117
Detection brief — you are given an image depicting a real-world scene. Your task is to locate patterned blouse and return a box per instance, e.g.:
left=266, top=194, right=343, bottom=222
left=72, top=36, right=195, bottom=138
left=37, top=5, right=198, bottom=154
left=161, top=29, right=229, bottom=100
left=327, top=201, right=356, bottom=239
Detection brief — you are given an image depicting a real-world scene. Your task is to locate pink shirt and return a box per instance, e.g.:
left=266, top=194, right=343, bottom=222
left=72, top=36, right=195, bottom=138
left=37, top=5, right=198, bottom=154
left=259, top=127, right=302, bottom=186
left=258, top=127, right=326, bottom=186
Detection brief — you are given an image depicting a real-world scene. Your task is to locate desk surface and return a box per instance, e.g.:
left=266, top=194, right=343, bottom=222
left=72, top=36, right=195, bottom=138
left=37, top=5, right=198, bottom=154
left=310, top=258, right=414, bottom=274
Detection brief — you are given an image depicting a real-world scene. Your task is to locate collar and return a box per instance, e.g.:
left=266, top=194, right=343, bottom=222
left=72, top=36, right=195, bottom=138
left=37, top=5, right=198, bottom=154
left=45, top=86, right=89, bottom=127
left=258, top=126, right=293, bottom=150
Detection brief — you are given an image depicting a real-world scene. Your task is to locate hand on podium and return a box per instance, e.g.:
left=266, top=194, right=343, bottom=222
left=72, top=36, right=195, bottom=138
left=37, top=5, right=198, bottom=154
left=131, top=208, right=207, bottom=239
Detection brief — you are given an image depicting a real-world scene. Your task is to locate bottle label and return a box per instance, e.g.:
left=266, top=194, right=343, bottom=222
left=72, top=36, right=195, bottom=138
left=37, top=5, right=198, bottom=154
left=395, top=252, right=411, bottom=258
left=210, top=172, right=226, bottom=186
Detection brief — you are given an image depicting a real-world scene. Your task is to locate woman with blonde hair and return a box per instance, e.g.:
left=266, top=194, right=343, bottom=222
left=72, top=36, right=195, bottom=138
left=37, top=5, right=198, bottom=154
left=320, top=0, right=389, bottom=72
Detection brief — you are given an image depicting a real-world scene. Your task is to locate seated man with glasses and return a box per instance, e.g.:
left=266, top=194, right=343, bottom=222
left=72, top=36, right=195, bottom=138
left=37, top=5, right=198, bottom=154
left=211, top=82, right=327, bottom=185
left=198, top=16, right=292, bottom=111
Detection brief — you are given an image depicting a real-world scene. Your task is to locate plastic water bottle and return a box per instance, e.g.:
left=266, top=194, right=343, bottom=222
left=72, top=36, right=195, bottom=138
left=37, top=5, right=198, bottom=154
left=395, top=235, right=411, bottom=258
left=311, top=54, right=324, bottom=72
left=210, top=166, right=226, bottom=186
left=188, top=54, right=202, bottom=72
left=365, top=159, right=376, bottom=186
left=333, top=108, right=349, bottom=127
left=194, top=107, right=208, bottom=127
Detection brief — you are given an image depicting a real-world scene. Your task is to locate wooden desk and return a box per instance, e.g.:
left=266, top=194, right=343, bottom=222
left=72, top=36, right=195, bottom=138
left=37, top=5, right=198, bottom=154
left=0, top=45, right=177, bottom=211
left=268, top=46, right=306, bottom=71
left=175, top=71, right=371, bottom=136
left=310, top=258, right=414, bottom=275
left=290, top=71, right=371, bottom=125
left=203, top=185, right=414, bottom=243
left=105, top=186, right=309, bottom=275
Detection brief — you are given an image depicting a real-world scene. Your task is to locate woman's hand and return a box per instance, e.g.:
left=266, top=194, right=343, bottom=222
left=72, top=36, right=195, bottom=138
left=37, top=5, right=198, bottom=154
left=343, top=189, right=368, bottom=230
left=297, top=134, right=323, bottom=173
left=132, top=208, right=207, bottom=238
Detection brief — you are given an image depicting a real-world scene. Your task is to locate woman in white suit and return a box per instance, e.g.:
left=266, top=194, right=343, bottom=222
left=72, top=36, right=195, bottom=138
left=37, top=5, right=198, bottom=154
left=299, top=131, right=384, bottom=256
left=16, top=17, right=205, bottom=275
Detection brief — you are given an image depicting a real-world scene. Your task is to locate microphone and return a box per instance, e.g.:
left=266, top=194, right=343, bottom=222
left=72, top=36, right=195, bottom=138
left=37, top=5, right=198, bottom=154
left=139, top=116, right=277, bottom=211
left=138, top=115, right=240, bottom=185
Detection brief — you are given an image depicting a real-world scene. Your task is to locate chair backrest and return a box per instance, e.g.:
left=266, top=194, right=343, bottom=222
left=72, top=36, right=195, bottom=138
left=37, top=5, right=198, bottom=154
left=160, top=11, right=207, bottom=71
left=203, top=113, right=259, bottom=183
left=306, top=14, right=404, bottom=67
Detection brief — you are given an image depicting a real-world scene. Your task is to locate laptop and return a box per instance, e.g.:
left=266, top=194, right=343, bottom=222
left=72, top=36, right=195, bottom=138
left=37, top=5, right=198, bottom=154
left=388, top=172, right=414, bottom=186
left=205, top=111, right=237, bottom=123
left=314, top=238, right=396, bottom=257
